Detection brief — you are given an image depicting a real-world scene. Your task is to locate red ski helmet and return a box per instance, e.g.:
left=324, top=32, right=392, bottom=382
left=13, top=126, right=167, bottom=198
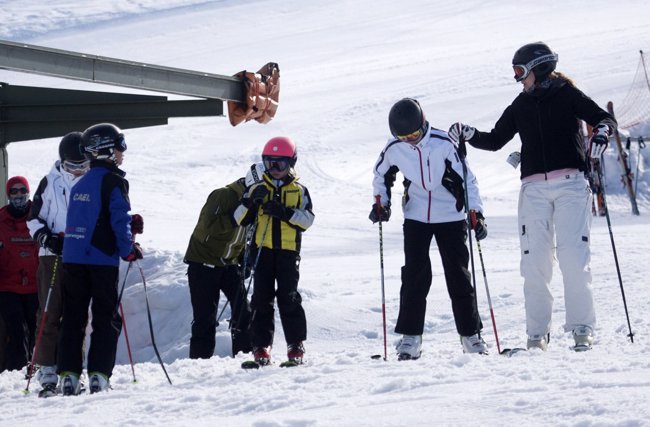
left=262, top=136, right=297, bottom=167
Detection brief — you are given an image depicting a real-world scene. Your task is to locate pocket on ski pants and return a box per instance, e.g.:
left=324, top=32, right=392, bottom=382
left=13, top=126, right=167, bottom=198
left=517, top=183, right=554, bottom=282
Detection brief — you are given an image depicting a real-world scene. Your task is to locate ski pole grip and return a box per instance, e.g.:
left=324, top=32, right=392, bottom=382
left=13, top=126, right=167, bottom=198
left=470, top=209, right=477, bottom=229
left=458, top=137, right=467, bottom=160
left=375, top=195, right=382, bottom=215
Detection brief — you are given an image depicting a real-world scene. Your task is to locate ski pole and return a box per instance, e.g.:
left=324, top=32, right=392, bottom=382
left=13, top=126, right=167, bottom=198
left=596, top=159, right=635, bottom=342
left=375, top=195, right=388, bottom=361
left=119, top=302, right=136, bottom=383
left=114, top=236, right=137, bottom=383
left=133, top=258, right=173, bottom=384
left=470, top=210, right=502, bottom=354
left=234, top=218, right=271, bottom=345
left=23, top=256, right=59, bottom=394
left=216, top=222, right=257, bottom=324
left=456, top=137, right=480, bottom=335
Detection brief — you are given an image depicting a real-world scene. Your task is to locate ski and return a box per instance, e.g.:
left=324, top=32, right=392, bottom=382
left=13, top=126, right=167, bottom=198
left=241, top=359, right=303, bottom=369
left=580, top=121, right=606, bottom=216
left=499, top=348, right=527, bottom=357
left=397, top=353, right=421, bottom=361
left=570, top=344, right=592, bottom=352
left=37, top=385, right=59, bottom=398
left=241, top=360, right=263, bottom=369
left=606, top=101, right=640, bottom=215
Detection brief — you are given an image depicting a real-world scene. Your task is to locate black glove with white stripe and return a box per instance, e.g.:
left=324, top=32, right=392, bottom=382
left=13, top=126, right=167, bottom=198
left=589, top=124, right=610, bottom=159
left=471, top=210, right=488, bottom=241
left=35, top=229, right=64, bottom=255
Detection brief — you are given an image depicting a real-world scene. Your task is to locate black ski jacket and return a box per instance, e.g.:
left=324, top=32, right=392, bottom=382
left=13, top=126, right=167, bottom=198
left=468, top=77, right=616, bottom=179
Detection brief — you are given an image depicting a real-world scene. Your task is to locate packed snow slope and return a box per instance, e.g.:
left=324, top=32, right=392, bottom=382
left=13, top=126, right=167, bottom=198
left=1, top=1, right=650, bottom=426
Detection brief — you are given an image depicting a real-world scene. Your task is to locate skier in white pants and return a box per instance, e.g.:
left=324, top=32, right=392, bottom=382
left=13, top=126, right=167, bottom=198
left=449, top=41, right=616, bottom=351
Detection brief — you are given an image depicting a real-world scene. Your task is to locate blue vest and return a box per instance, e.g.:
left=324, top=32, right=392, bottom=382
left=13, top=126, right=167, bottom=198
left=63, top=163, right=132, bottom=266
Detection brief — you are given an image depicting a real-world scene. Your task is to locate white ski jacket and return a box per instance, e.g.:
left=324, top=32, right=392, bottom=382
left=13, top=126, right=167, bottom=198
left=372, top=127, right=483, bottom=224
left=28, top=161, right=84, bottom=256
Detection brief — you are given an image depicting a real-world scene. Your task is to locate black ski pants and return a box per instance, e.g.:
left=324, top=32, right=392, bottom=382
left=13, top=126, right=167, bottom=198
left=395, top=219, right=482, bottom=337
left=57, top=263, right=121, bottom=378
left=187, top=262, right=251, bottom=359
left=250, top=248, right=306, bottom=349
left=0, top=292, right=38, bottom=371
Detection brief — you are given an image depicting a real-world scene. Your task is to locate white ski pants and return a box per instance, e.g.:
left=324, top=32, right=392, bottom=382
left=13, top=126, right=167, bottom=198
left=518, top=172, right=595, bottom=337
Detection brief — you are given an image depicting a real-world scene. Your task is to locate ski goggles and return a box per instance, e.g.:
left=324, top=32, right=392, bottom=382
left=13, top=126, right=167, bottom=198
left=512, top=53, right=558, bottom=82
left=62, top=159, right=90, bottom=174
left=263, top=156, right=291, bottom=172
left=396, top=128, right=423, bottom=142
left=8, top=187, right=28, bottom=195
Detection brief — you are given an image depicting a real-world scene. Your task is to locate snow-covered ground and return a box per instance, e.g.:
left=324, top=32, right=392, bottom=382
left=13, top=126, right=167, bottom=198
left=1, top=1, right=650, bottom=425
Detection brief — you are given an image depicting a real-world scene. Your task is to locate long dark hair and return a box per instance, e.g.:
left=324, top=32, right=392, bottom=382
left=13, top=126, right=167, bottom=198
left=549, top=71, right=576, bottom=88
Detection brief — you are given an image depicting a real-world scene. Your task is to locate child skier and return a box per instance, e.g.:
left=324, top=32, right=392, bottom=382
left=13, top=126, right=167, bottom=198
left=57, top=123, right=143, bottom=395
left=27, top=131, right=89, bottom=397
left=233, top=137, right=314, bottom=366
left=370, top=98, right=488, bottom=359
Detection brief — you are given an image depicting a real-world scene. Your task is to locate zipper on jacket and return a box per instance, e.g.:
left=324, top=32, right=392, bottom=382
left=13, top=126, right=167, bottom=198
left=415, top=146, right=432, bottom=222
left=536, top=101, right=549, bottom=180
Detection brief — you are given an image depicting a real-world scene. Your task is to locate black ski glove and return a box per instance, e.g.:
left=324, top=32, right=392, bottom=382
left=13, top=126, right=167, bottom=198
left=35, top=230, right=64, bottom=255
left=122, top=243, right=144, bottom=262
left=46, top=233, right=65, bottom=255
left=471, top=210, right=488, bottom=241
left=250, top=185, right=269, bottom=205
left=131, top=214, right=144, bottom=235
left=242, top=185, right=269, bottom=209
left=369, top=202, right=391, bottom=223
left=262, top=200, right=294, bottom=221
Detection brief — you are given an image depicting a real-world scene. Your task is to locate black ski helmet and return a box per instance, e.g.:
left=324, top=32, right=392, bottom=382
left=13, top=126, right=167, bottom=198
left=58, top=131, right=85, bottom=162
left=388, top=98, right=427, bottom=139
left=81, top=123, right=126, bottom=161
left=512, top=42, right=558, bottom=81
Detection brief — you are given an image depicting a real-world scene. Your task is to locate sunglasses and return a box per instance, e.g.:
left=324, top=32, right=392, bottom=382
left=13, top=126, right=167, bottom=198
left=9, top=187, right=28, bottom=195
left=263, top=157, right=290, bottom=172
left=397, top=128, right=423, bottom=142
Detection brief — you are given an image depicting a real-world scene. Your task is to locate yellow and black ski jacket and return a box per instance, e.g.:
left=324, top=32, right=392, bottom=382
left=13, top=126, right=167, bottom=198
left=233, top=172, right=314, bottom=253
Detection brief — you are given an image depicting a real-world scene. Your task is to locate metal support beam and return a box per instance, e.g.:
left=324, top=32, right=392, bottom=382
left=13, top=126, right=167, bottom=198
left=0, top=39, right=244, bottom=102
left=0, top=38, right=252, bottom=200
left=0, top=83, right=224, bottom=200
left=0, top=83, right=223, bottom=144
left=0, top=145, right=7, bottom=205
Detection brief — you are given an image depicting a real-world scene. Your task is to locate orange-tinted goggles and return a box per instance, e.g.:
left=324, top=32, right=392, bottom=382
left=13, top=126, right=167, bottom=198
left=397, top=129, right=423, bottom=142
left=513, top=64, right=530, bottom=82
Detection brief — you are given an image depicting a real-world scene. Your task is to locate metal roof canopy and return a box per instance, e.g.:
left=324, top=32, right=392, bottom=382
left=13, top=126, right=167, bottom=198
left=0, top=39, right=247, bottom=203
left=0, top=39, right=244, bottom=101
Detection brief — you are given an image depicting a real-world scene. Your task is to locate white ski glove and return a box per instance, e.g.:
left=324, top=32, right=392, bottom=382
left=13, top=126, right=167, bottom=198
left=448, top=122, right=476, bottom=143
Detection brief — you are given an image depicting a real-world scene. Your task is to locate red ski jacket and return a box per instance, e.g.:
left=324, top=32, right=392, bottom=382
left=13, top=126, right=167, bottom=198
left=0, top=204, right=38, bottom=294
